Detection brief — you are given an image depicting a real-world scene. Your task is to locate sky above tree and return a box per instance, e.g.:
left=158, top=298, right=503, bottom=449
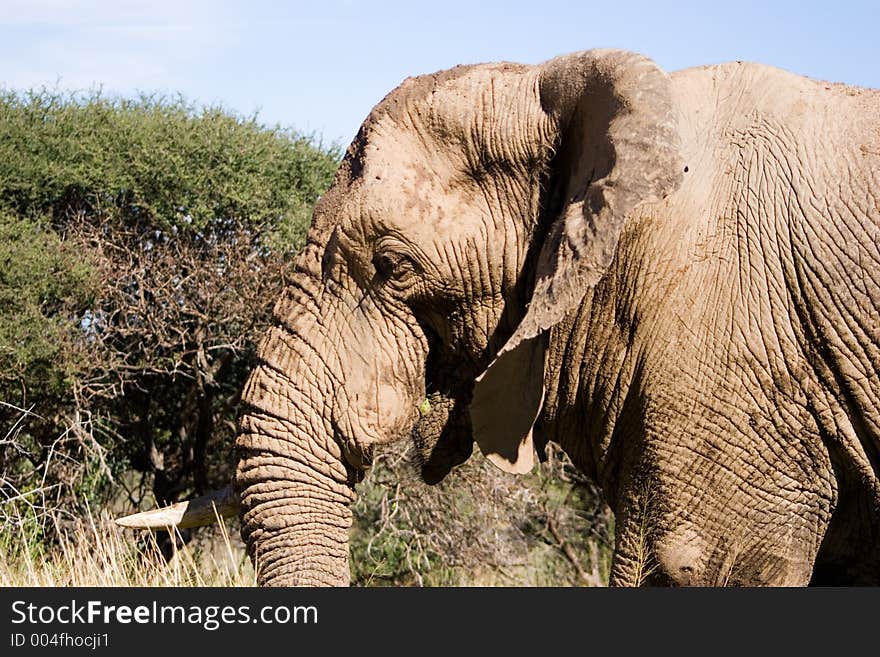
left=2, top=0, right=877, bottom=147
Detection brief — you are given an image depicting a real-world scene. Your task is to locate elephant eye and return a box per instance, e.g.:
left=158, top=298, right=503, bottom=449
left=372, top=253, right=396, bottom=279
left=372, top=251, right=413, bottom=282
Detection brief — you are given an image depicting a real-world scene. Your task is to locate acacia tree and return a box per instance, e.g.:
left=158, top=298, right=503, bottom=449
left=0, top=90, right=339, bottom=528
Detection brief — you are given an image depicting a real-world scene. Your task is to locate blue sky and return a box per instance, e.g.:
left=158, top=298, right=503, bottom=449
left=1, top=1, right=878, bottom=147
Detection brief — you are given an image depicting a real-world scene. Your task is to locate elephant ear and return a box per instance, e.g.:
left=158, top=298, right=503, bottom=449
left=471, top=334, right=547, bottom=474
left=471, top=49, right=684, bottom=473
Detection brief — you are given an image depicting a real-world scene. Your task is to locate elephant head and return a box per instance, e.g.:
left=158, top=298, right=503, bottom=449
left=226, top=49, right=683, bottom=585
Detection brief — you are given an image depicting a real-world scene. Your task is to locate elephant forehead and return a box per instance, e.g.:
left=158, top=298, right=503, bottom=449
left=357, top=64, right=545, bottom=180
left=341, top=141, right=482, bottom=239
left=369, top=61, right=534, bottom=139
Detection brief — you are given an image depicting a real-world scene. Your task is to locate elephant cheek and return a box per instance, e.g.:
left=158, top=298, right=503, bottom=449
left=334, top=379, right=422, bottom=469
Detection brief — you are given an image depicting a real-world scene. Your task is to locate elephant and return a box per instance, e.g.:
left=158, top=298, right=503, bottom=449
left=118, top=48, right=880, bottom=586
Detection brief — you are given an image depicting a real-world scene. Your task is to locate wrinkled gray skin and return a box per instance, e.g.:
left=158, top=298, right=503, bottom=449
left=234, top=49, right=880, bottom=586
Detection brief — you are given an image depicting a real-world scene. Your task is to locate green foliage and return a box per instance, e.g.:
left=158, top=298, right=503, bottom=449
left=0, top=89, right=339, bottom=249
left=0, top=213, right=98, bottom=403
left=0, top=89, right=340, bottom=532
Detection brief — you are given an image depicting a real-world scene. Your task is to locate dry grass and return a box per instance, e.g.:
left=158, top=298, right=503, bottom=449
left=1, top=403, right=254, bottom=587
left=1, top=407, right=612, bottom=587
left=0, top=505, right=254, bottom=587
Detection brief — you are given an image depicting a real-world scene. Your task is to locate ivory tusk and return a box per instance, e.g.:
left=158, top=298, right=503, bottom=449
left=115, top=485, right=240, bottom=530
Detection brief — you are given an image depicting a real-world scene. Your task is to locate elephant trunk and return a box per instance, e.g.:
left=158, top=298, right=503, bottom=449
left=235, top=316, right=356, bottom=587
left=123, top=215, right=426, bottom=588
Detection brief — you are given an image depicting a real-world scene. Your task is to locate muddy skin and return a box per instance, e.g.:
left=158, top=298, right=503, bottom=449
left=233, top=49, right=880, bottom=586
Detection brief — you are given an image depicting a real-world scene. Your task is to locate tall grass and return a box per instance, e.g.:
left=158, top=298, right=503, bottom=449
left=0, top=506, right=254, bottom=587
